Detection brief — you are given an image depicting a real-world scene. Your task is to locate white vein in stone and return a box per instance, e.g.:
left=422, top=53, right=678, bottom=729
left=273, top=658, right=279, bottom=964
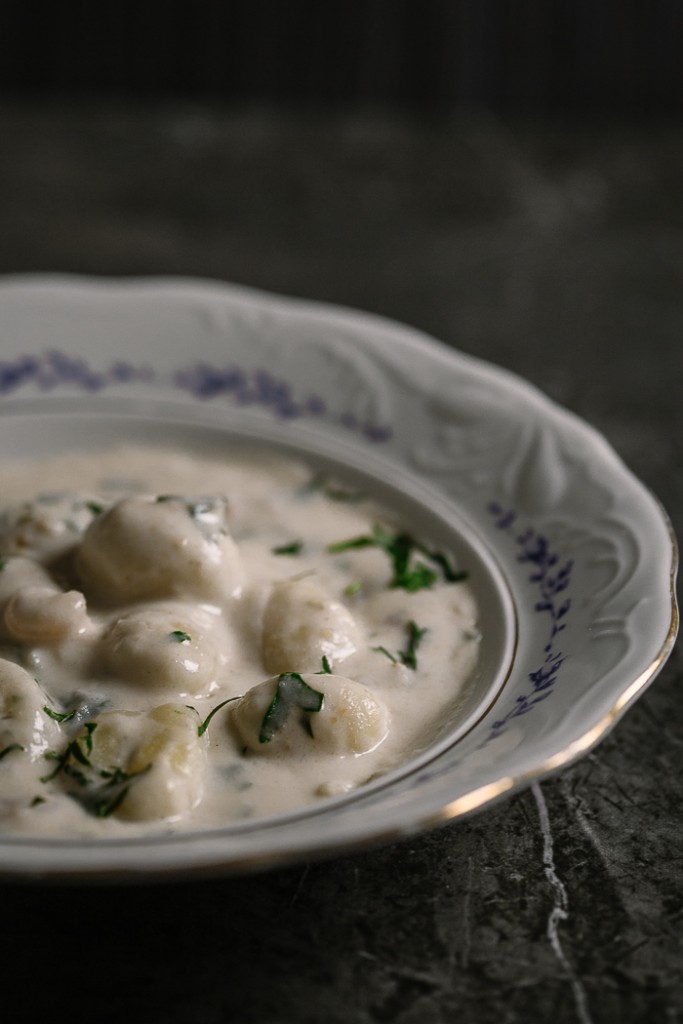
left=532, top=782, right=594, bottom=1024
left=559, top=775, right=616, bottom=881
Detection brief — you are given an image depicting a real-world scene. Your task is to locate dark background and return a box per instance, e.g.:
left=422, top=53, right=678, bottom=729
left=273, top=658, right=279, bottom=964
left=2, top=0, right=683, bottom=117
left=1, top=5, right=682, bottom=1024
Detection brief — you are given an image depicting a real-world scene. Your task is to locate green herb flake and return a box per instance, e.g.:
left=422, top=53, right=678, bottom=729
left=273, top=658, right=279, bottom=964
left=187, top=499, right=215, bottom=519
left=372, top=621, right=428, bottom=671
left=399, top=621, right=428, bottom=670
left=303, top=473, right=361, bottom=503
left=40, top=722, right=97, bottom=783
left=401, top=564, right=439, bottom=592
left=92, top=787, right=130, bottom=819
left=328, top=524, right=466, bottom=592
left=371, top=645, right=397, bottom=664
left=327, top=534, right=376, bottom=555
left=300, top=716, right=315, bottom=738
left=81, top=721, right=97, bottom=756
left=259, top=673, right=325, bottom=744
left=59, top=762, right=153, bottom=819
left=40, top=751, right=67, bottom=783
left=316, top=655, right=333, bottom=674
left=43, top=705, right=78, bottom=723
left=89, top=764, right=152, bottom=818
left=417, top=548, right=468, bottom=584
left=272, top=540, right=304, bottom=556
left=42, top=719, right=153, bottom=818
left=197, top=696, right=243, bottom=737
left=0, top=742, right=24, bottom=761
left=169, top=629, right=192, bottom=644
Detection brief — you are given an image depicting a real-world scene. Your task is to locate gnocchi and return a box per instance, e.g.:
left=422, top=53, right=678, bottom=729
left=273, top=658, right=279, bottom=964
left=232, top=672, right=390, bottom=756
left=0, top=659, right=61, bottom=762
left=0, top=443, right=480, bottom=837
left=261, top=578, right=362, bottom=673
left=86, top=704, right=207, bottom=822
left=76, top=495, right=243, bottom=604
left=5, top=586, right=90, bottom=644
left=98, top=604, right=228, bottom=698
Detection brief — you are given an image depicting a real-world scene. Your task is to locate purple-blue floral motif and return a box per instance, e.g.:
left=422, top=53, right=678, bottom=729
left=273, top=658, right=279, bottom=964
left=174, top=362, right=393, bottom=440
left=484, top=502, right=573, bottom=742
left=0, top=351, right=154, bottom=393
left=0, top=351, right=393, bottom=442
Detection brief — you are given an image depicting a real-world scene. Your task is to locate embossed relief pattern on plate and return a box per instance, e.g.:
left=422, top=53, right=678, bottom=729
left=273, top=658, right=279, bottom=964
left=362, top=338, right=656, bottom=771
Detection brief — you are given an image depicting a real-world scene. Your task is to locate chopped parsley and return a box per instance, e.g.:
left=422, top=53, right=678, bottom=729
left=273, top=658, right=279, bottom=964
left=43, top=705, right=78, bottom=723
left=304, top=473, right=362, bottom=503
left=373, top=621, right=428, bottom=671
left=169, top=629, right=192, bottom=644
left=372, top=645, right=397, bottom=664
left=259, top=673, right=325, bottom=743
left=84, top=764, right=151, bottom=819
left=155, top=494, right=227, bottom=540
left=326, top=533, right=376, bottom=555
left=272, top=540, right=304, bottom=556
left=421, top=550, right=468, bottom=584
left=40, top=721, right=151, bottom=818
left=328, top=524, right=467, bottom=592
left=0, top=742, right=24, bottom=761
left=194, top=696, right=243, bottom=737
left=400, top=621, right=429, bottom=670
left=40, top=722, right=98, bottom=783
left=316, top=655, right=333, bottom=675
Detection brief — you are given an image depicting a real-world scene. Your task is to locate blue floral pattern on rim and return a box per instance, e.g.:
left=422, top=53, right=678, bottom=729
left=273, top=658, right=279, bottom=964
left=0, top=351, right=154, bottom=391
left=0, top=352, right=393, bottom=442
left=174, top=362, right=393, bottom=440
left=485, top=502, right=573, bottom=741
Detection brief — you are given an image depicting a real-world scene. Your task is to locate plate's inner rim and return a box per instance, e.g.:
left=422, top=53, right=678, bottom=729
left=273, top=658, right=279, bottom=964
left=0, top=408, right=522, bottom=847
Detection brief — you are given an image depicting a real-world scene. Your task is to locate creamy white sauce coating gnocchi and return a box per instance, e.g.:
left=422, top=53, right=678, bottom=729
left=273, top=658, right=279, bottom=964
left=0, top=444, right=480, bottom=837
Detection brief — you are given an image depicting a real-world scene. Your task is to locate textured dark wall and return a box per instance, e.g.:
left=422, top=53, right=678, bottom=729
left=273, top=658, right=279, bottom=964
left=2, top=0, right=683, bottom=116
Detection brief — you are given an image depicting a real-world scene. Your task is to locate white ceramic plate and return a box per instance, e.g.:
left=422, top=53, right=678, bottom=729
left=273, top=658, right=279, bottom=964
left=0, top=274, right=677, bottom=883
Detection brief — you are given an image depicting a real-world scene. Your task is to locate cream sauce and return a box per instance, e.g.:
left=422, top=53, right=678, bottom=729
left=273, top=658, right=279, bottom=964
left=0, top=444, right=480, bottom=837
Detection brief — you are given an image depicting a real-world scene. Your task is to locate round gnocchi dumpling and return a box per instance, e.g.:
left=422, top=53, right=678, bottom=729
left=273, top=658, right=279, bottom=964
left=231, top=672, right=390, bottom=757
left=88, top=703, right=207, bottom=822
left=0, top=659, right=61, bottom=762
left=75, top=495, right=243, bottom=605
left=4, top=586, right=91, bottom=645
left=0, top=493, right=101, bottom=561
left=261, top=578, right=362, bottom=674
left=0, top=557, right=60, bottom=639
left=0, top=556, right=55, bottom=604
left=98, top=605, right=227, bottom=697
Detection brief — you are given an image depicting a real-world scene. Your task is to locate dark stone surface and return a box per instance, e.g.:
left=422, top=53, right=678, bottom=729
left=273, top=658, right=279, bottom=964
left=0, top=101, right=681, bottom=1023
